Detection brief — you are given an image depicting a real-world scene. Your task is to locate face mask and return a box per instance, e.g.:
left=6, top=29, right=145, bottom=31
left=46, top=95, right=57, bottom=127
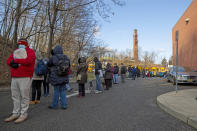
left=18, top=44, right=26, bottom=49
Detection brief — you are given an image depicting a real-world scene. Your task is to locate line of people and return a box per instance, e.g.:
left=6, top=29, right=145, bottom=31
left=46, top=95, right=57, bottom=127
left=4, top=38, right=143, bottom=124
left=4, top=39, right=72, bottom=123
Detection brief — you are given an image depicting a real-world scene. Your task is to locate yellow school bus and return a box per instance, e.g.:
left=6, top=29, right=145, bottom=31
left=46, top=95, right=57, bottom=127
left=151, top=67, right=157, bottom=76
left=158, top=67, right=166, bottom=77
left=144, top=67, right=149, bottom=71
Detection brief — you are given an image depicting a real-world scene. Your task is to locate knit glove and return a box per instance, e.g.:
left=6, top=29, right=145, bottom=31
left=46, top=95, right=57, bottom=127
left=10, top=60, right=19, bottom=69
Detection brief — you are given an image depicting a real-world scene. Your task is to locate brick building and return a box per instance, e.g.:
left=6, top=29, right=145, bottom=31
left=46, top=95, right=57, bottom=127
left=172, top=0, right=197, bottom=70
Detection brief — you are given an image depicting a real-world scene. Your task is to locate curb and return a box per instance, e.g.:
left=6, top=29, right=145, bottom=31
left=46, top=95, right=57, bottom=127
left=157, top=94, right=197, bottom=129
left=188, top=117, right=197, bottom=129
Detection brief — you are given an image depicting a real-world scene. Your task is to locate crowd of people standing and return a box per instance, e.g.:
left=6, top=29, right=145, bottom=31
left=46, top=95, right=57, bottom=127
left=4, top=38, right=147, bottom=124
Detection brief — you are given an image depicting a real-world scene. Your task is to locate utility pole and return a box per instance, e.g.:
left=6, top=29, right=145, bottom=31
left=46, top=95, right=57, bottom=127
left=175, top=30, right=179, bottom=93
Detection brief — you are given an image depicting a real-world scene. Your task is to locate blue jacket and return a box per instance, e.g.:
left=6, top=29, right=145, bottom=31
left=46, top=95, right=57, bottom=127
left=48, top=45, right=70, bottom=86
left=132, top=68, right=136, bottom=74
left=94, top=57, right=102, bottom=75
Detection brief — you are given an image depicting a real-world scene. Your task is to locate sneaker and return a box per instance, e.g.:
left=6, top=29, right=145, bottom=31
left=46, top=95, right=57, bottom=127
left=29, top=101, right=36, bottom=104
left=4, top=114, right=19, bottom=122
left=35, top=100, right=40, bottom=104
left=95, top=90, right=102, bottom=94
left=14, top=116, right=27, bottom=124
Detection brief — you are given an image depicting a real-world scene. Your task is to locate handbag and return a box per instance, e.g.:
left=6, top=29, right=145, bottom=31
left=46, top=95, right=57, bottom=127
left=77, top=74, right=81, bottom=81
left=99, top=70, right=103, bottom=78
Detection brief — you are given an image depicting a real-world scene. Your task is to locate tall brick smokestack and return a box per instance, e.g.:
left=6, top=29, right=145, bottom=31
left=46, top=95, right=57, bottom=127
left=133, top=29, right=138, bottom=60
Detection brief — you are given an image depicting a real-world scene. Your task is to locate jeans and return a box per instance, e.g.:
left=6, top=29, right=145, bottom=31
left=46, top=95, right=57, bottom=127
left=66, top=84, right=70, bottom=90
left=66, top=75, right=70, bottom=91
left=113, top=74, right=119, bottom=84
left=43, top=77, right=49, bottom=96
left=121, top=74, right=125, bottom=83
left=96, top=75, right=101, bottom=91
left=128, top=72, right=132, bottom=78
left=132, top=73, right=136, bottom=80
left=51, top=85, right=67, bottom=108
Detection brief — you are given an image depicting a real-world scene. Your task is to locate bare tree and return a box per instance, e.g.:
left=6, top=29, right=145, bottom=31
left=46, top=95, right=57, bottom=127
left=161, top=57, right=168, bottom=67
left=142, top=51, right=157, bottom=65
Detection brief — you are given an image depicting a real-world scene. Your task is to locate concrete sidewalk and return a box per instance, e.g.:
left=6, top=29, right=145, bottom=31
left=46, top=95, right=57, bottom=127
left=157, top=89, right=197, bottom=129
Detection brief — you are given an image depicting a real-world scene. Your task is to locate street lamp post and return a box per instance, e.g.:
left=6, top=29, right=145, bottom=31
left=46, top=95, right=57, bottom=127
left=175, top=30, right=179, bottom=93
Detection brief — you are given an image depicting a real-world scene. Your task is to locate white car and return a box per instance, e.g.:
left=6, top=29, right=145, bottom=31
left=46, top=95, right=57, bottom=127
left=167, top=66, right=197, bottom=85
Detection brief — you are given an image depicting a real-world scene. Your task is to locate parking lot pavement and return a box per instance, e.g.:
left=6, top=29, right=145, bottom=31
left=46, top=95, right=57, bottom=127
left=0, top=77, right=197, bottom=131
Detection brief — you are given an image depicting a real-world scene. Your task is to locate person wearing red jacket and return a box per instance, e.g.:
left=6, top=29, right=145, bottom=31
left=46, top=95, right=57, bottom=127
left=4, top=38, right=35, bottom=124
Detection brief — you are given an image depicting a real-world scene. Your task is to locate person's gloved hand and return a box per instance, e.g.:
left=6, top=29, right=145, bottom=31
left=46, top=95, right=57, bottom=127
left=10, top=60, right=19, bottom=69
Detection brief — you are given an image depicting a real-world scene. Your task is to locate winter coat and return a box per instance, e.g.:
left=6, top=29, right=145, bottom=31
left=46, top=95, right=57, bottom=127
left=128, top=66, right=132, bottom=72
left=77, top=62, right=88, bottom=84
left=113, top=65, right=119, bottom=74
left=120, top=65, right=127, bottom=74
left=48, top=45, right=70, bottom=86
left=42, top=58, right=50, bottom=83
left=94, top=57, right=102, bottom=75
left=132, top=67, right=136, bottom=74
left=32, top=51, right=44, bottom=80
left=104, top=64, right=112, bottom=80
left=7, top=46, right=35, bottom=77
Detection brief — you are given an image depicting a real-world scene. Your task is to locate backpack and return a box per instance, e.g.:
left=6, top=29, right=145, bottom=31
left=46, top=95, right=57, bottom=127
left=114, top=66, right=119, bottom=74
left=35, top=60, right=47, bottom=76
left=56, top=58, right=70, bottom=76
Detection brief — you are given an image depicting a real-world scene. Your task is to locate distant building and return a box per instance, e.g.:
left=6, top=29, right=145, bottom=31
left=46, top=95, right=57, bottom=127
left=133, top=29, right=138, bottom=61
left=172, top=0, right=197, bottom=70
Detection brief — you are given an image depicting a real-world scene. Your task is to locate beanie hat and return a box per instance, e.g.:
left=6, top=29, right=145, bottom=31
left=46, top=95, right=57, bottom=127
left=18, top=38, right=28, bottom=46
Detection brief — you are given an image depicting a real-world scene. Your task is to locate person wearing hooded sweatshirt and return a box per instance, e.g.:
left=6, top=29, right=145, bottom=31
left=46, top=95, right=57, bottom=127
left=113, top=63, right=119, bottom=84
left=5, top=38, right=35, bottom=124
left=128, top=65, right=132, bottom=79
left=104, top=63, right=113, bottom=90
left=120, top=63, right=127, bottom=83
left=132, top=67, right=136, bottom=80
left=77, top=57, right=88, bottom=97
left=93, top=57, right=102, bottom=93
left=29, top=51, right=44, bottom=104
left=43, top=57, right=50, bottom=96
left=48, top=45, right=70, bottom=109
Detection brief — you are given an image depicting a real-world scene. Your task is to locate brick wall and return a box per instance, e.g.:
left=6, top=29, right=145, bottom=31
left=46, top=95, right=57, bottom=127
left=172, top=0, right=197, bottom=70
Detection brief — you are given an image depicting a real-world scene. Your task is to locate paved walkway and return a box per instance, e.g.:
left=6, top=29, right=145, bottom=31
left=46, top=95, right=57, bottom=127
left=0, top=78, right=196, bottom=131
left=157, top=89, right=197, bottom=129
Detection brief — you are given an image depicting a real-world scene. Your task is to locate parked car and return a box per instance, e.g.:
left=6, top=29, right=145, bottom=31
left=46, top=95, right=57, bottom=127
left=167, top=66, right=197, bottom=85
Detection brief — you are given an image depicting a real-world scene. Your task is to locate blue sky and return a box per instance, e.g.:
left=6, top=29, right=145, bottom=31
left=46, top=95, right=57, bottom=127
left=95, top=0, right=192, bottom=63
